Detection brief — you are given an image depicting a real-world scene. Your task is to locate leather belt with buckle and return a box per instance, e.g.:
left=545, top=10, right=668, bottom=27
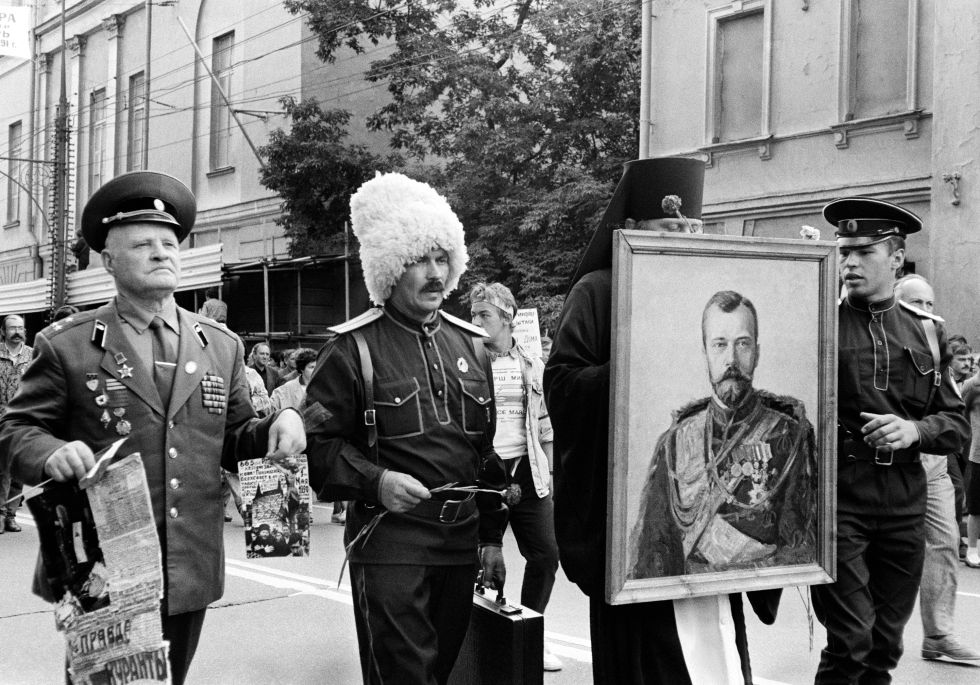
left=409, top=493, right=477, bottom=523
left=839, top=437, right=919, bottom=466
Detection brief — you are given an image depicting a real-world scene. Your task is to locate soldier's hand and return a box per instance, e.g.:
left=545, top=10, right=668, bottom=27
left=378, top=470, right=430, bottom=513
left=480, top=544, right=506, bottom=591
left=859, top=412, right=920, bottom=451
left=266, top=408, right=306, bottom=458
left=44, top=441, right=96, bottom=481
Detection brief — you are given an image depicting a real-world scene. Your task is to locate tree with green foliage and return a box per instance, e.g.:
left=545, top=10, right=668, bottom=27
left=279, top=0, right=641, bottom=330
left=259, top=96, right=401, bottom=256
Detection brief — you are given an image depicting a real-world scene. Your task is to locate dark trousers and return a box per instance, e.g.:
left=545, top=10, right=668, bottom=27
left=0, top=467, right=22, bottom=517
left=948, top=454, right=966, bottom=523
left=66, top=608, right=206, bottom=685
left=505, top=492, right=559, bottom=613
left=164, top=608, right=208, bottom=685
left=351, top=562, right=476, bottom=685
left=590, top=597, right=692, bottom=685
left=812, top=510, right=926, bottom=684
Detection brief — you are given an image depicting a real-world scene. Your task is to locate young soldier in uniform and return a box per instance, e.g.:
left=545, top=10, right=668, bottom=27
left=545, top=157, right=780, bottom=685
left=304, top=172, right=507, bottom=685
left=813, top=197, right=969, bottom=683
left=0, top=171, right=306, bottom=684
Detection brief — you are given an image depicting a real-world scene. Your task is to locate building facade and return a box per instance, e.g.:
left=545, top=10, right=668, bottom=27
left=641, top=0, right=980, bottom=337
left=0, top=0, right=384, bottom=337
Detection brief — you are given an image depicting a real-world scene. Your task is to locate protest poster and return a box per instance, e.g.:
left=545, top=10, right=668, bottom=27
left=239, top=455, right=311, bottom=558
left=24, top=439, right=171, bottom=684
left=512, top=308, right=543, bottom=359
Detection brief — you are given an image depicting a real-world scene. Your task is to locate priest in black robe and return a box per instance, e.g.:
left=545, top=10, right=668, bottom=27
left=544, top=157, right=781, bottom=685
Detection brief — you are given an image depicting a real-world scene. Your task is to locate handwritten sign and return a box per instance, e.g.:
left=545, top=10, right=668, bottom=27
left=512, top=308, right=542, bottom=359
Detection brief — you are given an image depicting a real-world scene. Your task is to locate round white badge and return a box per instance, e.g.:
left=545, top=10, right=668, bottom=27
left=184, top=361, right=198, bottom=374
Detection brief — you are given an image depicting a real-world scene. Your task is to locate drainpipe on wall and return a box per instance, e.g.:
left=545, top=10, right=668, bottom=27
left=639, top=0, right=653, bottom=158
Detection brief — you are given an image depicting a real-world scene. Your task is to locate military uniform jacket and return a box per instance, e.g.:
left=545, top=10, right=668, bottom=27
left=629, top=391, right=818, bottom=578
left=837, top=295, right=969, bottom=515
left=0, top=300, right=278, bottom=615
left=305, top=305, right=506, bottom=566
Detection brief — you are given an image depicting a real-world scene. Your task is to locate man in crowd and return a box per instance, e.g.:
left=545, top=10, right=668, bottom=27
left=629, top=290, right=817, bottom=578
left=470, top=281, right=562, bottom=672
left=0, top=313, right=32, bottom=534
left=544, top=157, right=780, bottom=684
left=893, top=274, right=980, bottom=664
left=248, top=341, right=283, bottom=396
left=0, top=170, right=306, bottom=684
left=198, top=287, right=227, bottom=324
left=813, top=198, right=969, bottom=683
left=305, top=172, right=507, bottom=685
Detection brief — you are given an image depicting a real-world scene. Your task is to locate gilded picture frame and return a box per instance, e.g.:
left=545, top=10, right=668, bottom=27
left=607, top=231, right=837, bottom=604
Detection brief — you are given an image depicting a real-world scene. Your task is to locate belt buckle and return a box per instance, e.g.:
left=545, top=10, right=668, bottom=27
left=364, top=409, right=376, bottom=426
left=439, top=499, right=462, bottom=523
left=874, top=448, right=894, bottom=466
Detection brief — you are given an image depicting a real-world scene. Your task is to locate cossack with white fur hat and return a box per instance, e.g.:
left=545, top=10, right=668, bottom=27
left=350, top=172, right=469, bottom=305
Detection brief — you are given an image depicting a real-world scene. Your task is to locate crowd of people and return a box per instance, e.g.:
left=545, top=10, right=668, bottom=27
left=1, top=161, right=979, bottom=685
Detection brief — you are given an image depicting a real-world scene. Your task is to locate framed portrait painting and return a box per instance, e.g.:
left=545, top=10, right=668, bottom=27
left=606, top=231, right=837, bottom=604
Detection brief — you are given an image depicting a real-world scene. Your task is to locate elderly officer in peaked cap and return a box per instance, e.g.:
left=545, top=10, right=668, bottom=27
left=304, top=172, right=508, bottom=685
left=544, top=157, right=781, bottom=685
left=0, top=170, right=306, bottom=685
left=810, top=197, right=968, bottom=684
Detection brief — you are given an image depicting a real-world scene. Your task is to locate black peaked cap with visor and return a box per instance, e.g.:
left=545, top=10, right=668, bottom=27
left=81, top=170, right=197, bottom=253
left=822, top=196, right=922, bottom=248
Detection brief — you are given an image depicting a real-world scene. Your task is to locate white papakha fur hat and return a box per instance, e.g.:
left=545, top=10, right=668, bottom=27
left=351, top=172, right=469, bottom=306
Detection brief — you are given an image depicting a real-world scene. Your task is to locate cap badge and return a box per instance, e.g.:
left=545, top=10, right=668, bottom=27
left=153, top=198, right=165, bottom=211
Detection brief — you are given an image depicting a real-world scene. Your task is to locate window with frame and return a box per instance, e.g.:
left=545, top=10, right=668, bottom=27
left=89, top=89, right=108, bottom=192
left=840, top=0, right=918, bottom=122
left=127, top=72, right=146, bottom=171
left=852, top=0, right=909, bottom=118
left=6, top=121, right=22, bottom=224
left=209, top=31, right=234, bottom=171
left=704, top=1, right=772, bottom=149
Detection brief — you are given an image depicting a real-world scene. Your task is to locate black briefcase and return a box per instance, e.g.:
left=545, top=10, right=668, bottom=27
left=448, top=586, right=544, bottom=685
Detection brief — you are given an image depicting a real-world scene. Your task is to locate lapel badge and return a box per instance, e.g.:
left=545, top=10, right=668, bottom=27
left=185, top=361, right=198, bottom=374
left=114, top=352, right=127, bottom=365
left=193, top=322, right=209, bottom=348
left=457, top=357, right=469, bottom=373
left=91, top=321, right=107, bottom=348
left=100, top=409, right=111, bottom=429
left=118, top=364, right=133, bottom=379
left=94, top=394, right=108, bottom=407
left=115, top=419, right=132, bottom=436
left=85, top=374, right=99, bottom=392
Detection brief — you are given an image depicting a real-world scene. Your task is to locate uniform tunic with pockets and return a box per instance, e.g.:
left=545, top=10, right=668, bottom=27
left=0, top=299, right=280, bottom=615
left=305, top=304, right=506, bottom=563
left=813, top=294, right=969, bottom=683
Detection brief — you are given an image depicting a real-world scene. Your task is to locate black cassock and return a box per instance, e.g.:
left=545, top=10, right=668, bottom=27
left=544, top=268, right=780, bottom=685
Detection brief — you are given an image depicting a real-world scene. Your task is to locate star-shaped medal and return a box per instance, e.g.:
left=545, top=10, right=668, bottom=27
left=118, top=364, right=133, bottom=379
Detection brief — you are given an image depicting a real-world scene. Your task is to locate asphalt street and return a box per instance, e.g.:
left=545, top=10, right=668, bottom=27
left=2, top=501, right=980, bottom=684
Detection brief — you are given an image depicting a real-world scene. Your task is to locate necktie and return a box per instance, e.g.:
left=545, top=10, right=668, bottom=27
left=149, top=317, right=176, bottom=406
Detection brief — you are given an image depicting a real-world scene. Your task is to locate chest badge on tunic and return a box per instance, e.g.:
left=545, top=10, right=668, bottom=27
left=100, top=409, right=111, bottom=429
left=457, top=358, right=469, bottom=373
left=115, top=419, right=132, bottom=436
left=85, top=373, right=99, bottom=392
left=94, top=394, right=108, bottom=407
left=118, top=364, right=133, bottom=379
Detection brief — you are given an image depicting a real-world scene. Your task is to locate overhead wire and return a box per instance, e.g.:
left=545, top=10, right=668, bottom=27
left=2, top=0, right=634, bottom=174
